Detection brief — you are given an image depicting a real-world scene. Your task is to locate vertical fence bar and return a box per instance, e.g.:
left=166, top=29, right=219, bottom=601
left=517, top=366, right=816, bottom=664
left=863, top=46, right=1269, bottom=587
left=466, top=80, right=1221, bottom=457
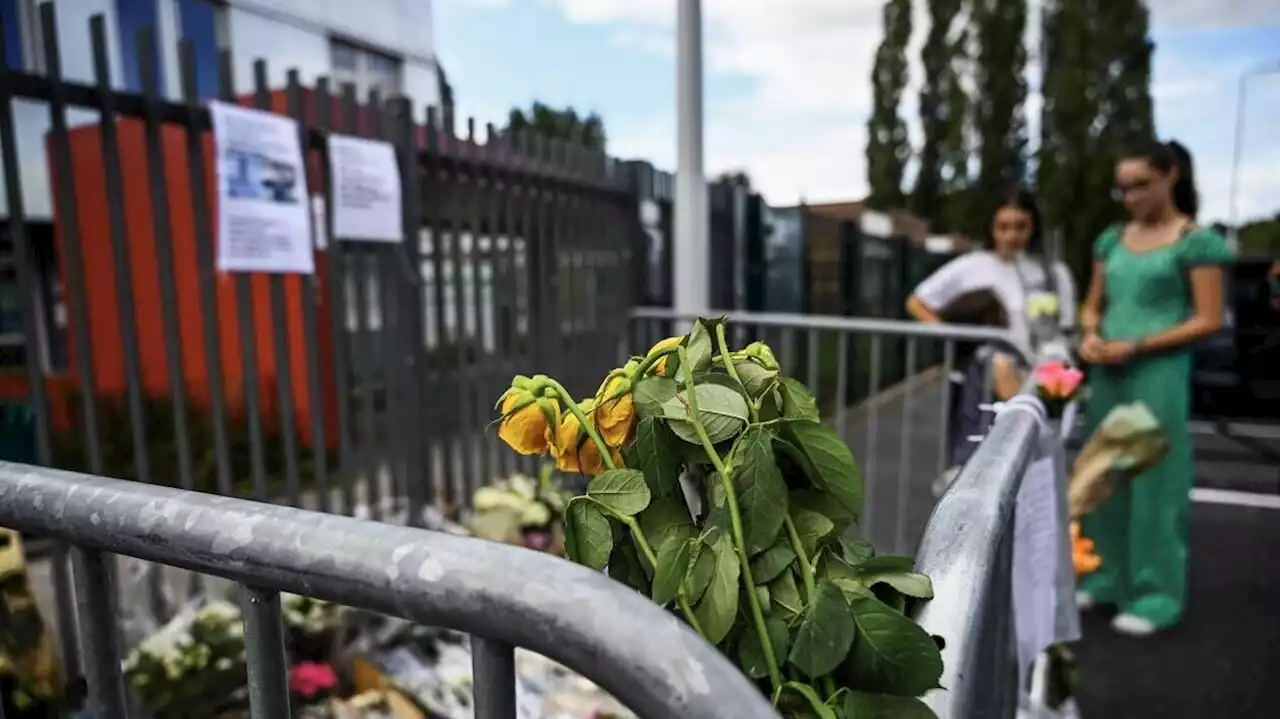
left=893, top=336, right=919, bottom=554
left=365, top=89, right=389, bottom=519
left=241, top=585, right=291, bottom=718
left=863, top=334, right=882, bottom=541
left=252, top=60, right=303, bottom=507
left=137, top=28, right=196, bottom=495
left=424, top=107, right=454, bottom=509
left=71, top=548, right=128, bottom=718
left=0, top=19, right=80, bottom=673
left=806, top=328, right=820, bottom=396
left=314, top=77, right=355, bottom=514
left=936, top=339, right=956, bottom=479
left=834, top=331, right=850, bottom=439
left=471, top=637, right=517, bottom=719
left=452, top=119, right=477, bottom=499
left=218, top=51, right=269, bottom=499
left=396, top=98, right=428, bottom=525
left=471, top=125, right=495, bottom=489
left=90, top=16, right=152, bottom=489
left=178, top=39, right=235, bottom=498
left=285, top=70, right=331, bottom=513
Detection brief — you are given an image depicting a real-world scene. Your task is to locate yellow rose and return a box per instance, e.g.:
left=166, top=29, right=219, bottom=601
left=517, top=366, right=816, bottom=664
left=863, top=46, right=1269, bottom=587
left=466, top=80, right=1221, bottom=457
left=646, top=336, right=684, bottom=376
left=594, top=373, right=636, bottom=448
left=496, top=385, right=559, bottom=456
left=551, top=400, right=622, bottom=477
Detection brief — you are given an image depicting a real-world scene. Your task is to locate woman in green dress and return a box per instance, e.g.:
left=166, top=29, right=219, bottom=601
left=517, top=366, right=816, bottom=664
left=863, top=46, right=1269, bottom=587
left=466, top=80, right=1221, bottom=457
left=1076, top=140, right=1234, bottom=636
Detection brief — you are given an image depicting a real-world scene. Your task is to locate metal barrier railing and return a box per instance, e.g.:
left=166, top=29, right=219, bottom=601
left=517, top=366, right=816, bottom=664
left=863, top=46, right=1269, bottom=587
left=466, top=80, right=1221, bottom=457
left=0, top=461, right=778, bottom=719
left=628, top=307, right=1024, bottom=554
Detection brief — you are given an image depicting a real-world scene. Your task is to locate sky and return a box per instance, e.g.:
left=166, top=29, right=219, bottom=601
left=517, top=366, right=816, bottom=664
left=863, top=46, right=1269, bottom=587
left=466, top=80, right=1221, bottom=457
left=432, top=0, right=1280, bottom=226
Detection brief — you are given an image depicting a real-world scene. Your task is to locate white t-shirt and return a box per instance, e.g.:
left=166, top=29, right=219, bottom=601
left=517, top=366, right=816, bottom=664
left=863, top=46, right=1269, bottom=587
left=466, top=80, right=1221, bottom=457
left=912, top=251, right=1078, bottom=354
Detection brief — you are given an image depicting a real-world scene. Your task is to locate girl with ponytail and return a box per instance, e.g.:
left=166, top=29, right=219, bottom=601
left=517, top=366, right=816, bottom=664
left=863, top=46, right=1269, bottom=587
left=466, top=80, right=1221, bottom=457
left=1076, top=139, right=1235, bottom=636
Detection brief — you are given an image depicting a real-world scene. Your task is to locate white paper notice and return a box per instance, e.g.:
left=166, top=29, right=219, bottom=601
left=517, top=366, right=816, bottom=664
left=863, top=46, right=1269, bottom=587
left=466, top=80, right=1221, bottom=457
left=328, top=134, right=404, bottom=242
left=1011, top=447, right=1078, bottom=683
left=210, top=101, right=314, bottom=274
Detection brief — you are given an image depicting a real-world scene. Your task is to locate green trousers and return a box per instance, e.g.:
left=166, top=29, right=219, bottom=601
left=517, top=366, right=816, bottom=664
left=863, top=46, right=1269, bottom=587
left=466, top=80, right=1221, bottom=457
left=1079, top=352, right=1194, bottom=628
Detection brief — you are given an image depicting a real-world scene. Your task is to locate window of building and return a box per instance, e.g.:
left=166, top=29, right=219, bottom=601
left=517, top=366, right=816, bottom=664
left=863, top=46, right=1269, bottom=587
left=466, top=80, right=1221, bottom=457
left=3, top=0, right=47, bottom=73
left=176, top=0, right=226, bottom=98
left=1, top=0, right=21, bottom=69
left=115, top=0, right=162, bottom=91
left=329, top=38, right=402, bottom=99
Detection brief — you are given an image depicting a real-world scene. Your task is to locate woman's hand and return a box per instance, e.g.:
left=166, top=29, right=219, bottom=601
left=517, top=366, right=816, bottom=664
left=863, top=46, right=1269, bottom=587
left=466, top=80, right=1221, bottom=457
left=1079, top=332, right=1107, bottom=364
left=1092, top=339, right=1138, bottom=365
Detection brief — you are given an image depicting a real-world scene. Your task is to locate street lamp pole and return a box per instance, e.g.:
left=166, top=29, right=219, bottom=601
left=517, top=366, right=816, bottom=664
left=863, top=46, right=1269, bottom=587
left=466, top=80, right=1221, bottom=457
left=1228, top=61, right=1280, bottom=241
left=674, top=0, right=708, bottom=314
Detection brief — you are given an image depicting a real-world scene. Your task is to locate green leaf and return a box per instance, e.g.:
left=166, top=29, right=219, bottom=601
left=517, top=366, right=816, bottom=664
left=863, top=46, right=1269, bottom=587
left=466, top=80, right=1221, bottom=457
left=788, top=580, right=856, bottom=679
left=628, top=417, right=683, bottom=498
left=633, top=376, right=679, bottom=417
left=776, top=682, right=838, bottom=719
left=730, top=426, right=789, bottom=555
left=856, top=555, right=915, bottom=573
left=858, top=565, right=934, bottom=601
left=820, top=554, right=875, bottom=602
left=662, top=384, right=750, bottom=446
left=769, top=568, right=804, bottom=618
left=737, top=617, right=791, bottom=680
left=790, top=488, right=857, bottom=525
left=637, top=496, right=694, bottom=553
left=734, top=360, right=778, bottom=398
left=783, top=420, right=864, bottom=520
left=682, top=541, right=716, bottom=603
left=587, top=469, right=651, bottom=517
left=607, top=536, right=649, bottom=592
left=845, top=596, right=945, bottom=696
left=685, top=318, right=718, bottom=372
left=692, top=533, right=740, bottom=644
left=750, top=543, right=797, bottom=584
left=842, top=692, right=937, bottom=719
left=781, top=377, right=820, bottom=421
left=790, top=505, right=835, bottom=556
left=839, top=535, right=876, bottom=566
left=564, top=498, right=612, bottom=571
left=651, top=537, right=695, bottom=604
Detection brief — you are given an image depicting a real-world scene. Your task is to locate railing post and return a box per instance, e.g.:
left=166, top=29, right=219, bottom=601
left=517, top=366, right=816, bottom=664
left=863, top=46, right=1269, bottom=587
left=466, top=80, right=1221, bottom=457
left=71, top=548, right=128, bottom=718
left=242, top=585, right=291, bottom=718
left=471, top=637, right=517, bottom=719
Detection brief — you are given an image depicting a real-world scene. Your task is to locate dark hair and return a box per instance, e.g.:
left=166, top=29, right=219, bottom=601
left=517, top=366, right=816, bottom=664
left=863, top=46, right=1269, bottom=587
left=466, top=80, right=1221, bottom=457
left=1127, top=140, right=1199, bottom=218
left=940, top=289, right=1008, bottom=328
left=986, top=186, right=1044, bottom=253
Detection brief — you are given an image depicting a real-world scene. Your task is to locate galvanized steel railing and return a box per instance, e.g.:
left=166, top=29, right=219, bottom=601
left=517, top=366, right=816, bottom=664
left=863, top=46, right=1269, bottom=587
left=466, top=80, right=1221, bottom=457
left=0, top=461, right=778, bottom=719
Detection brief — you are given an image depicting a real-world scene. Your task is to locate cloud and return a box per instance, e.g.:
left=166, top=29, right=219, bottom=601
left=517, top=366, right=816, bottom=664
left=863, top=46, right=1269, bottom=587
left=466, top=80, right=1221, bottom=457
left=454, top=0, right=1280, bottom=213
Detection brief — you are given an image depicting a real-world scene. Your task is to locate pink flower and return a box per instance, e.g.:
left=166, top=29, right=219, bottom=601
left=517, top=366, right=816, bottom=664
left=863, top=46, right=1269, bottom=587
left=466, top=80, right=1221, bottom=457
left=523, top=530, right=552, bottom=552
left=289, top=662, right=337, bottom=698
left=1035, top=361, right=1084, bottom=399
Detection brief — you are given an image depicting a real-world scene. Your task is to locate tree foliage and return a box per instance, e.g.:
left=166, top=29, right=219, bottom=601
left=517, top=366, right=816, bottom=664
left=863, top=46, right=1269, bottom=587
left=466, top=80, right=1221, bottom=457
left=505, top=102, right=607, bottom=151
left=866, top=0, right=914, bottom=210
left=974, top=0, right=1029, bottom=213
left=1038, top=0, right=1154, bottom=286
left=912, top=0, right=967, bottom=230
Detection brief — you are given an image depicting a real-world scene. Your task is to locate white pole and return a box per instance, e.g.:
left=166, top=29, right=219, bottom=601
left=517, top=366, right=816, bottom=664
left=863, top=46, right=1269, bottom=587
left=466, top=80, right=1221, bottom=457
left=674, top=0, right=708, bottom=315
left=1228, top=61, right=1280, bottom=248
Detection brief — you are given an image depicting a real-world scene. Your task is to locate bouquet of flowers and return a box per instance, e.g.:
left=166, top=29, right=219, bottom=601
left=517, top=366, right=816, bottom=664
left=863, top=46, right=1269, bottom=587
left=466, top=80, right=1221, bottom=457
left=123, top=599, right=248, bottom=717
left=1034, top=361, right=1084, bottom=418
left=468, top=465, right=572, bottom=555
left=492, top=318, right=945, bottom=718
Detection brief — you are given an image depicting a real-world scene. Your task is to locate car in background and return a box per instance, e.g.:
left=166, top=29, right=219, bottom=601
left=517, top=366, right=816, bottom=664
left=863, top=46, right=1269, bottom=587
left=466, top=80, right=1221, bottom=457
left=1192, top=254, right=1280, bottom=420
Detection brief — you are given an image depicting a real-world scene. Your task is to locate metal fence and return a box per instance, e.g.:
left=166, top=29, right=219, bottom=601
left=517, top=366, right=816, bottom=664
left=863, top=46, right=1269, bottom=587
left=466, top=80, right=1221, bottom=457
left=0, top=460, right=778, bottom=719
left=628, top=306, right=1023, bottom=555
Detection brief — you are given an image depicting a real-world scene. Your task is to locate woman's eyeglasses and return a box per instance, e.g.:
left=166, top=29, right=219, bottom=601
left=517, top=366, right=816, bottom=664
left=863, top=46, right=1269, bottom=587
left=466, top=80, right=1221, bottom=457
left=1112, top=179, right=1152, bottom=201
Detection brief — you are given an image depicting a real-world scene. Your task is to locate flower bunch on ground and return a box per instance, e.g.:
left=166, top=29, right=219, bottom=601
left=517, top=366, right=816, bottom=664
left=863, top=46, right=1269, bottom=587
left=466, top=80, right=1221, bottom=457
left=494, top=318, right=944, bottom=718
left=470, top=465, right=573, bottom=554
left=123, top=601, right=248, bottom=717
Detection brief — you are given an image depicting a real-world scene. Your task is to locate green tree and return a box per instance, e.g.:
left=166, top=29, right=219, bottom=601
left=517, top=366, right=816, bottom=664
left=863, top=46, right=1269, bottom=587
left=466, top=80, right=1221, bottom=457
left=1038, top=0, right=1154, bottom=286
left=974, top=0, right=1029, bottom=210
left=937, top=26, right=974, bottom=234
left=913, top=0, right=966, bottom=229
left=866, top=0, right=913, bottom=210
left=505, top=102, right=607, bottom=151
left=1238, top=216, right=1280, bottom=255
left=438, top=62, right=455, bottom=110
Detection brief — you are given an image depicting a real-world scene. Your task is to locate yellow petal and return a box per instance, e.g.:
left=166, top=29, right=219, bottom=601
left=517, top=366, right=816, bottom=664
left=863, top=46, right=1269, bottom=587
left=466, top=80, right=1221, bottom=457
left=498, top=393, right=553, bottom=455
left=595, top=379, right=636, bottom=448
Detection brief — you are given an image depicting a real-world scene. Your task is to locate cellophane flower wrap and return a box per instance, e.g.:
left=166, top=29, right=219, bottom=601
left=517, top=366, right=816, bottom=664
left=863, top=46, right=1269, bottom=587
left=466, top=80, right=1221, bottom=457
left=492, top=318, right=945, bottom=718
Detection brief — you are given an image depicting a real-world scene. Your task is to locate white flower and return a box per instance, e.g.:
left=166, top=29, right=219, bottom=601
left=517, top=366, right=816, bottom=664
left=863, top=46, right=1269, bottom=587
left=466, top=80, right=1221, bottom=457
left=520, top=501, right=551, bottom=528
left=1026, top=292, right=1060, bottom=319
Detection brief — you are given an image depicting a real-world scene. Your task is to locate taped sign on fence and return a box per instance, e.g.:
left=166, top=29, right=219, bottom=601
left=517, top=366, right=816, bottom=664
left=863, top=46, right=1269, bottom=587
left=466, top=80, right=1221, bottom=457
left=328, top=134, right=404, bottom=243
left=210, top=101, right=314, bottom=274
